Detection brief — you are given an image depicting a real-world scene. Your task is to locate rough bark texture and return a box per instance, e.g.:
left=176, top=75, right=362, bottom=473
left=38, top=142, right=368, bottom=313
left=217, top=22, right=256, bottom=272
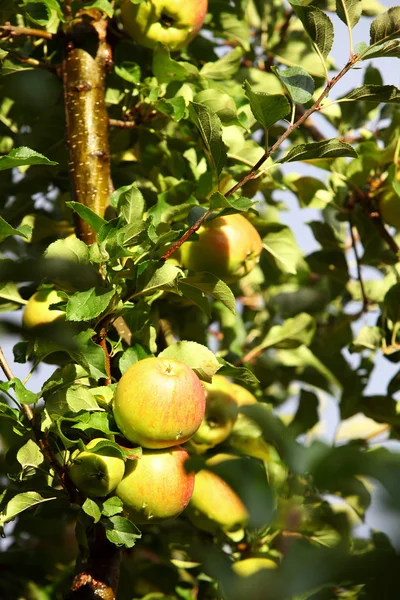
left=63, top=11, right=112, bottom=245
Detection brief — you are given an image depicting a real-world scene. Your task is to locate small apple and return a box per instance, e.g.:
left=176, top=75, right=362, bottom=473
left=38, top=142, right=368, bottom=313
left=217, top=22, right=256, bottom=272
left=179, top=214, right=263, bottom=284
left=120, top=0, right=208, bottom=51
left=379, top=185, right=400, bottom=230
left=187, top=453, right=249, bottom=535
left=68, top=438, right=125, bottom=497
left=189, top=375, right=238, bottom=453
left=232, top=557, right=277, bottom=577
left=116, top=446, right=194, bottom=523
left=22, top=289, right=65, bottom=329
left=113, top=357, right=206, bottom=449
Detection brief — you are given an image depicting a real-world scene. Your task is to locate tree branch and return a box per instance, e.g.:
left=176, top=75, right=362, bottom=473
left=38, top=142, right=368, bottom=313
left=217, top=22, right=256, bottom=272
left=0, top=23, right=54, bottom=40
left=108, top=118, right=136, bottom=129
left=0, top=47, right=57, bottom=70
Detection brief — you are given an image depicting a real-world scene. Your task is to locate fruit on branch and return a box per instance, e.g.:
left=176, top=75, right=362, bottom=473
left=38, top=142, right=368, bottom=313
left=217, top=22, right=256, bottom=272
left=187, top=453, right=249, bottom=535
left=188, top=375, right=239, bottom=453
left=378, top=185, right=400, bottom=230
left=120, top=0, right=208, bottom=51
left=180, top=214, right=263, bottom=283
left=113, top=357, right=206, bottom=449
left=232, top=557, right=277, bottom=576
left=68, top=438, right=125, bottom=497
left=116, top=446, right=194, bottom=523
left=22, top=289, right=65, bottom=328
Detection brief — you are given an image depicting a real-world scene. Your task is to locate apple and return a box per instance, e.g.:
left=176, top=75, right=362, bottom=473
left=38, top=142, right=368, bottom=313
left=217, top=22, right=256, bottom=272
left=189, top=375, right=238, bottom=453
left=22, top=289, right=65, bottom=328
left=68, top=438, right=125, bottom=497
left=179, top=214, right=263, bottom=283
left=379, top=186, right=400, bottom=230
left=232, top=557, right=277, bottom=577
left=120, top=0, right=208, bottom=51
left=187, top=453, right=249, bottom=535
left=116, top=446, right=194, bottom=523
left=113, top=357, right=206, bottom=449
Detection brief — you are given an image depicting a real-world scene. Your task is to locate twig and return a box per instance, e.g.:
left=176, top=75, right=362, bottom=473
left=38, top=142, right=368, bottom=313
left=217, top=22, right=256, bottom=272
left=0, top=23, right=53, bottom=40
left=349, top=221, right=369, bottom=312
left=162, top=55, right=359, bottom=260
left=98, top=327, right=112, bottom=386
left=108, top=118, right=136, bottom=129
left=0, top=47, right=56, bottom=70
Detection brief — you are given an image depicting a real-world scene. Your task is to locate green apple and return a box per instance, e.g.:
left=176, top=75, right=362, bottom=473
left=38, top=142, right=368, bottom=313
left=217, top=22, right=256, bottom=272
left=189, top=375, right=238, bottom=453
left=68, top=438, right=125, bottom=497
left=22, top=289, right=65, bottom=329
left=187, top=453, right=249, bottom=535
left=179, top=214, right=263, bottom=284
left=116, top=446, right=194, bottom=523
left=113, top=357, right=206, bottom=449
left=232, top=557, right=277, bottom=577
left=120, top=0, right=208, bottom=51
left=379, top=185, right=400, bottom=230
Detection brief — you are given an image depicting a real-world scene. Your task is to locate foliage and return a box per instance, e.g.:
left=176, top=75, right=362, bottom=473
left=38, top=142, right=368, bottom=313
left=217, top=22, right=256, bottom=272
left=1, top=0, right=400, bottom=599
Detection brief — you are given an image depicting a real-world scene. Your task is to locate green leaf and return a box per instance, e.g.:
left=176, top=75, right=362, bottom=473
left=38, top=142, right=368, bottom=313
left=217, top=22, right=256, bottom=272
left=152, top=45, right=190, bottom=84
left=216, top=359, right=260, bottom=386
left=0, top=215, right=30, bottom=243
left=135, top=262, right=182, bottom=297
left=208, top=192, right=255, bottom=213
left=101, top=496, right=124, bottom=517
left=114, top=61, right=141, bottom=84
left=178, top=272, right=236, bottom=315
left=194, top=89, right=237, bottom=124
left=200, top=47, right=243, bottom=80
left=159, top=341, right=221, bottom=383
left=0, top=378, right=39, bottom=405
left=288, top=389, right=319, bottom=437
left=119, top=344, right=152, bottom=375
left=0, top=146, right=57, bottom=170
left=0, top=282, right=25, bottom=311
left=274, top=66, right=315, bottom=104
left=277, top=345, right=341, bottom=390
left=102, top=515, right=141, bottom=548
left=66, top=287, right=115, bottom=322
left=66, top=202, right=107, bottom=233
left=44, top=236, right=90, bottom=264
left=156, top=97, right=186, bottom=122
left=82, top=498, right=102, bottom=523
left=0, top=492, right=56, bottom=527
left=16, top=439, right=44, bottom=470
left=263, top=225, right=303, bottom=274
left=71, top=329, right=108, bottom=380
left=81, top=0, right=114, bottom=17
left=342, top=84, right=400, bottom=103
left=336, top=0, right=362, bottom=29
left=280, top=139, right=358, bottom=162
left=110, top=183, right=146, bottom=222
left=45, top=384, right=101, bottom=415
left=351, top=326, right=383, bottom=352
left=370, top=6, right=400, bottom=46
left=361, top=40, right=400, bottom=59
left=188, top=102, right=227, bottom=176
left=291, top=4, right=335, bottom=59
left=255, top=313, right=316, bottom=354
left=244, top=81, right=291, bottom=128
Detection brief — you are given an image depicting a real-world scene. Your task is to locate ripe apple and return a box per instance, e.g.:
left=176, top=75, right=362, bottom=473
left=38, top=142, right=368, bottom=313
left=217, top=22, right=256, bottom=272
left=379, top=186, right=400, bottom=230
left=113, top=357, right=206, bottom=449
left=120, top=0, right=208, bottom=51
left=187, top=453, right=249, bottom=535
left=232, top=557, right=277, bottom=577
left=179, top=214, right=263, bottom=283
left=116, top=446, right=194, bottom=523
left=189, top=375, right=238, bottom=453
left=22, top=289, right=65, bottom=328
left=68, top=438, right=125, bottom=497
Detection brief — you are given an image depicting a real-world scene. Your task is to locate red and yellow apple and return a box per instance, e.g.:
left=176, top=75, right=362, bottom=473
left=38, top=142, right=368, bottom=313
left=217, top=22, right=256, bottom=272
left=187, top=453, right=249, bottom=535
left=22, top=289, right=65, bottom=328
left=179, top=214, right=263, bottom=283
left=113, top=357, right=206, bottom=449
left=120, top=0, right=208, bottom=51
left=68, top=438, right=125, bottom=497
left=116, top=446, right=194, bottom=523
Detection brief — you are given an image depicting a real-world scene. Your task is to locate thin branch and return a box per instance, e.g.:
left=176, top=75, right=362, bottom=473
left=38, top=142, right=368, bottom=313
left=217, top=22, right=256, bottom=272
left=162, top=208, right=212, bottom=261
left=108, top=118, right=136, bottom=129
left=349, top=221, right=369, bottom=312
left=0, top=47, right=56, bottom=70
left=98, top=328, right=112, bottom=386
left=0, top=23, right=53, bottom=40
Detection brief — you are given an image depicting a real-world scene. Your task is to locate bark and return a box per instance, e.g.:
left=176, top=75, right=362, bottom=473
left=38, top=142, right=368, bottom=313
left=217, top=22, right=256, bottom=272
left=63, top=10, right=112, bottom=245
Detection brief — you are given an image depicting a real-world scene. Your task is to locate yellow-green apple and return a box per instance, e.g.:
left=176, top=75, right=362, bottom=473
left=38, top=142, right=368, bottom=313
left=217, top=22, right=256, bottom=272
left=187, top=453, right=248, bottom=535
left=116, top=446, right=194, bottom=523
left=22, top=289, right=65, bottom=328
left=113, top=357, right=205, bottom=449
left=120, top=0, right=208, bottom=51
left=232, top=557, right=277, bottom=576
left=379, top=185, right=400, bottom=229
left=179, top=214, right=263, bottom=283
left=68, top=438, right=125, bottom=497
left=188, top=375, right=238, bottom=453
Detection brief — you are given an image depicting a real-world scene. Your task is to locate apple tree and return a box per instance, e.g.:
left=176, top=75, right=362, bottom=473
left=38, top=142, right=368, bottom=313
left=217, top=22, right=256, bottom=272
left=1, top=1, right=400, bottom=599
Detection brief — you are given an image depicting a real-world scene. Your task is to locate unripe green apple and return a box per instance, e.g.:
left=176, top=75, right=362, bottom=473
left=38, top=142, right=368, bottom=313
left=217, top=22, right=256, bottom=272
left=68, top=438, right=125, bottom=497
left=187, top=453, right=249, bottom=535
left=379, top=186, right=400, bottom=229
left=113, top=357, right=206, bottom=449
left=232, top=557, right=277, bottom=577
left=22, top=289, right=65, bottom=328
left=189, top=375, right=238, bottom=453
left=180, top=214, right=263, bottom=284
left=116, top=446, right=194, bottom=523
left=120, top=0, right=208, bottom=51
